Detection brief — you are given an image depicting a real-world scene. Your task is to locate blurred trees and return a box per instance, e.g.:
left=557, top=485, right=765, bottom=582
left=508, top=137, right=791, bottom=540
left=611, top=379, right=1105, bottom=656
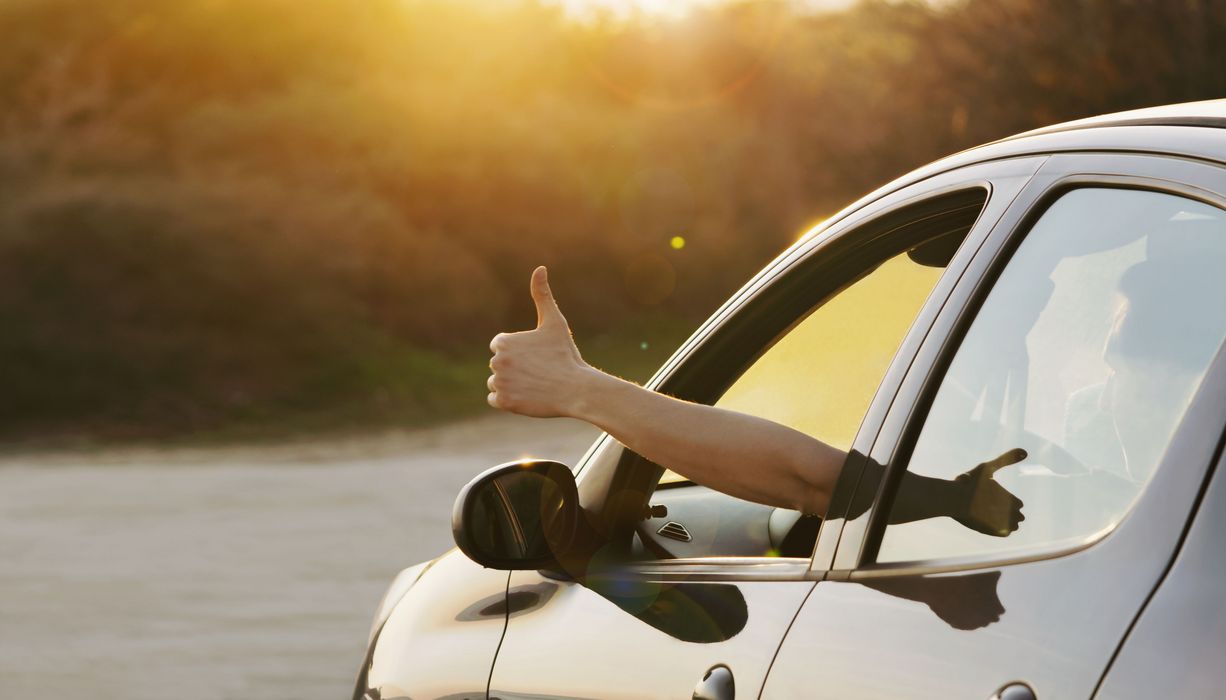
left=1, top=0, right=1223, bottom=440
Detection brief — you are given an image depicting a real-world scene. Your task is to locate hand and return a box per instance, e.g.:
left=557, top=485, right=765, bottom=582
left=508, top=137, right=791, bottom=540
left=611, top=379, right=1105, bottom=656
left=862, top=571, right=1004, bottom=631
left=487, top=266, right=594, bottom=418
left=952, top=448, right=1027, bottom=537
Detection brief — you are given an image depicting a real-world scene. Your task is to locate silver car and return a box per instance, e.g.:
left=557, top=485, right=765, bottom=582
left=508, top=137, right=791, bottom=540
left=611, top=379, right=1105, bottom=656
left=358, top=100, right=1226, bottom=700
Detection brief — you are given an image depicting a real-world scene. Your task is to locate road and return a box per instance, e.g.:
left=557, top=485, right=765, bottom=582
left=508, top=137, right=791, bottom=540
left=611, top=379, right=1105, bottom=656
left=0, top=414, right=599, bottom=700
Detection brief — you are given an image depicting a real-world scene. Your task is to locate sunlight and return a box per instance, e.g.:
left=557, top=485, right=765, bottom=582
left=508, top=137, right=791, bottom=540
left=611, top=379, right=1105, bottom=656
left=552, top=0, right=858, bottom=21
left=554, top=0, right=729, bottom=20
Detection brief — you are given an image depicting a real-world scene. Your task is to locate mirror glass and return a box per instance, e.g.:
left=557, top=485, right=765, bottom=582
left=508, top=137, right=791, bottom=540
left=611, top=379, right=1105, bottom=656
left=468, top=468, right=569, bottom=562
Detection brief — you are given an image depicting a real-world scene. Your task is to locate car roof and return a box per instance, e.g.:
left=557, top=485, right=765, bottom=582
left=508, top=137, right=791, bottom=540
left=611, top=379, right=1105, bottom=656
left=806, top=99, right=1226, bottom=245
left=1008, top=98, right=1226, bottom=138
left=938, top=98, right=1226, bottom=176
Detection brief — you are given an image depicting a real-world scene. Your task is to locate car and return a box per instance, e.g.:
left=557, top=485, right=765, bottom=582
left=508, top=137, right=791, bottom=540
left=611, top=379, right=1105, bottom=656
left=354, top=100, right=1226, bottom=700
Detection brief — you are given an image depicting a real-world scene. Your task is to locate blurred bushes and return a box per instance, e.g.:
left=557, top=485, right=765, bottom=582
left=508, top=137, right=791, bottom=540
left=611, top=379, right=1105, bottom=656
left=0, top=0, right=1223, bottom=441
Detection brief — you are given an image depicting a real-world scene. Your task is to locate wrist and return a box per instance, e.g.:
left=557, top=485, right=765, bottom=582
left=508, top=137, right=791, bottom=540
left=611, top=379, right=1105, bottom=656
left=948, top=473, right=975, bottom=523
left=564, top=364, right=614, bottom=421
left=896, top=472, right=960, bottom=523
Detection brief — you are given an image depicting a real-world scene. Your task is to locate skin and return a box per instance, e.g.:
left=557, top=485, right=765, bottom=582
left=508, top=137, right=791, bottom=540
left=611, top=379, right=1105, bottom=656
left=487, top=266, right=846, bottom=515
left=488, top=266, right=1025, bottom=534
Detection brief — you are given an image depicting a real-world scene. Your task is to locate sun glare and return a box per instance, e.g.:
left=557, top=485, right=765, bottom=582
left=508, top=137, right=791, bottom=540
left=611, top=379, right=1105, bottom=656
left=552, top=0, right=856, bottom=20
left=553, top=0, right=731, bottom=20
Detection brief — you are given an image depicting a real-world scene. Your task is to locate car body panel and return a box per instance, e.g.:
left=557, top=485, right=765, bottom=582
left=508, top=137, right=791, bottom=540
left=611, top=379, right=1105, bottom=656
left=488, top=564, right=814, bottom=700
left=360, top=550, right=509, bottom=700
left=1094, top=432, right=1226, bottom=699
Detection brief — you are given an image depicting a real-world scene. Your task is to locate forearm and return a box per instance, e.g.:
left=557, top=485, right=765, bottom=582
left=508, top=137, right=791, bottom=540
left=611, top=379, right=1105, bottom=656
left=568, top=368, right=845, bottom=514
left=843, top=461, right=959, bottom=523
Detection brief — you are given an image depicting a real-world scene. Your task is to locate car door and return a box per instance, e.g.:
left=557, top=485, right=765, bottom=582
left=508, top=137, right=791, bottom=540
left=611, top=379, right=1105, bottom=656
left=761, top=152, right=1226, bottom=699
left=486, top=157, right=1046, bottom=700
left=1093, top=421, right=1226, bottom=698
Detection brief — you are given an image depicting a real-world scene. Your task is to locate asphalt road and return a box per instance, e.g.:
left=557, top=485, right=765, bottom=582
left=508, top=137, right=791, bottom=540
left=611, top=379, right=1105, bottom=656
left=0, top=414, right=599, bottom=700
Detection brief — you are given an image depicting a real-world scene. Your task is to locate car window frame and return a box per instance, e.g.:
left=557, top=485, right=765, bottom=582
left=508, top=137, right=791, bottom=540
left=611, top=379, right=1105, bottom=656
left=833, top=152, right=1226, bottom=579
left=566, top=156, right=1048, bottom=580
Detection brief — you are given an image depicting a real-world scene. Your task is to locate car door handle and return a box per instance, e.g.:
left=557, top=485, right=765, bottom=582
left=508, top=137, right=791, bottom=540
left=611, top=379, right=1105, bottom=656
left=692, top=664, right=734, bottom=700
left=989, top=682, right=1036, bottom=700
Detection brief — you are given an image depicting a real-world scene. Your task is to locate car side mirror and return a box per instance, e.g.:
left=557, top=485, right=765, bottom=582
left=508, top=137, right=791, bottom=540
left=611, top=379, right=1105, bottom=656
left=452, top=459, right=582, bottom=570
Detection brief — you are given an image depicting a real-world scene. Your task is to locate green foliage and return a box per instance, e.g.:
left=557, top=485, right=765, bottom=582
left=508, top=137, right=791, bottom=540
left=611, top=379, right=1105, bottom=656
left=1, top=0, right=1223, bottom=442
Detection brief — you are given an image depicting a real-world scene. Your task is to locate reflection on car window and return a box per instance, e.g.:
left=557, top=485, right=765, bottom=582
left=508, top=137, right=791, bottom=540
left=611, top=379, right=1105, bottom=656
left=878, top=188, right=1226, bottom=564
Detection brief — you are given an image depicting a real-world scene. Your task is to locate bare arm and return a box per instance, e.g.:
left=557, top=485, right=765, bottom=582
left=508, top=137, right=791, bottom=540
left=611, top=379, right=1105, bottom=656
left=487, top=266, right=845, bottom=515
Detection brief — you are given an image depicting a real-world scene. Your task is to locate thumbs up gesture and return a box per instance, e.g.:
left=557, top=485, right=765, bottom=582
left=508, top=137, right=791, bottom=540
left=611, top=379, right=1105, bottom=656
left=952, top=448, right=1027, bottom=537
left=488, top=266, right=594, bottom=418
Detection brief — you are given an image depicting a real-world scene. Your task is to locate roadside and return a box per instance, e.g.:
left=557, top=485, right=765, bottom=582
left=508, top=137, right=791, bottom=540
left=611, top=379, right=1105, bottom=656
left=0, top=315, right=693, bottom=452
left=0, top=413, right=600, bottom=700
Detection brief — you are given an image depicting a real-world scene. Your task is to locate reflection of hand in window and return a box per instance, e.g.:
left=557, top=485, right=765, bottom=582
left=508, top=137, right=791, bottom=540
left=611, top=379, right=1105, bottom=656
left=953, top=448, right=1027, bottom=537
left=850, top=449, right=1026, bottom=538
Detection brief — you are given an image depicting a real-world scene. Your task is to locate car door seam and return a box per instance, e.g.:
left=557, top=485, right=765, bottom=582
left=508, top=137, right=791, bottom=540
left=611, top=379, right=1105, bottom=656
left=1090, top=419, right=1226, bottom=698
left=755, top=580, right=820, bottom=700
left=484, top=571, right=513, bottom=700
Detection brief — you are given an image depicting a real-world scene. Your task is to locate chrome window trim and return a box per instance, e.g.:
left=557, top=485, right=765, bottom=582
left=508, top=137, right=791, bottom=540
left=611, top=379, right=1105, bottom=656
left=607, top=557, right=817, bottom=582
left=847, top=526, right=1113, bottom=580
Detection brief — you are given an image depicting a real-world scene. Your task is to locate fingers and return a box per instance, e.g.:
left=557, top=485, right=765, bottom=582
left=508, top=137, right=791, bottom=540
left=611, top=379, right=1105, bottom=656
left=993, top=495, right=1025, bottom=536
left=530, top=265, right=567, bottom=330
left=982, top=447, right=1028, bottom=475
left=490, top=333, right=508, bottom=354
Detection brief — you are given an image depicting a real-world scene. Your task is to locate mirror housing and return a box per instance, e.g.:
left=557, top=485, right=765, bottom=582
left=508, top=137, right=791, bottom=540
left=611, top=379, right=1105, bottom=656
left=452, top=459, right=583, bottom=570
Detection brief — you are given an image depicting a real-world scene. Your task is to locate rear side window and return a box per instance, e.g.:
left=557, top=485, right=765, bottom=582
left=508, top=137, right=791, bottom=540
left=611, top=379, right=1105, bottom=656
left=877, top=188, right=1226, bottom=564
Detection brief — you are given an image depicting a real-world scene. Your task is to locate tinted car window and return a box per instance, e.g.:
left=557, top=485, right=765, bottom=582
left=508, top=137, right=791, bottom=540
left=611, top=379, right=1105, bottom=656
left=878, top=188, right=1226, bottom=564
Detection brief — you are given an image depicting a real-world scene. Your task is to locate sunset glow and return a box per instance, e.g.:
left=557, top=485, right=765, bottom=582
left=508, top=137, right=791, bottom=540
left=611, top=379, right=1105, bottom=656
left=553, top=0, right=856, bottom=20
left=554, top=0, right=730, bottom=20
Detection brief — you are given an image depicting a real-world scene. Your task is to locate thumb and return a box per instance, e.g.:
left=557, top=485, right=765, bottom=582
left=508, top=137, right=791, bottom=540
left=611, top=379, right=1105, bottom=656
left=530, top=266, right=567, bottom=330
left=982, top=448, right=1028, bottom=476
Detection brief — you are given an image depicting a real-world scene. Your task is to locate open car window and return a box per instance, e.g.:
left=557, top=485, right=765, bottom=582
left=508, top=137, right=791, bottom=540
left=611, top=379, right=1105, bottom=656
left=656, top=250, right=946, bottom=486
left=637, top=188, right=990, bottom=560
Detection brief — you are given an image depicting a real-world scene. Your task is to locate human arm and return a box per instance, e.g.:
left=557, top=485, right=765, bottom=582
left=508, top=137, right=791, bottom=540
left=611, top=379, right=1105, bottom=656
left=486, top=266, right=845, bottom=515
